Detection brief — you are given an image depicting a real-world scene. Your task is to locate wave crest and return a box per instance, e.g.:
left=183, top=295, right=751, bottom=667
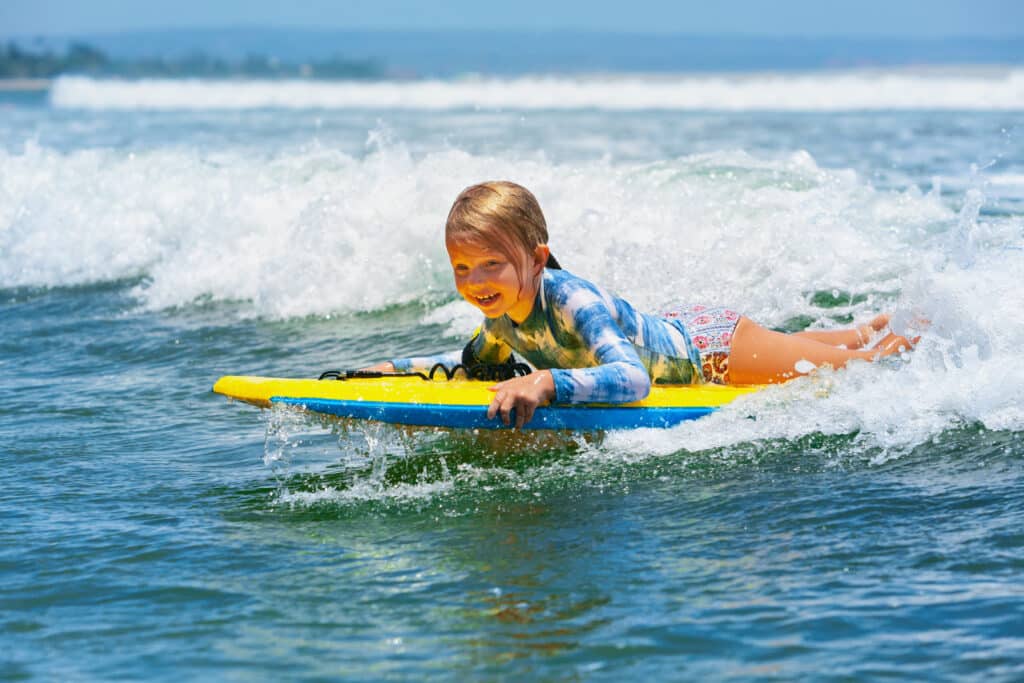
left=2, top=143, right=967, bottom=321
left=49, top=69, right=1024, bottom=112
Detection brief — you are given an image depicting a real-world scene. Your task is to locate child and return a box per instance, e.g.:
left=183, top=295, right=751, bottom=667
left=366, top=181, right=915, bottom=429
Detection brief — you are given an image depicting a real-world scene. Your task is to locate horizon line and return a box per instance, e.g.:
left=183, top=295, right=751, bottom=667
left=4, top=25, right=1024, bottom=42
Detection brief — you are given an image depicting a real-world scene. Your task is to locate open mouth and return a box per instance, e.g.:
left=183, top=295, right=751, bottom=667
left=475, top=293, right=499, bottom=306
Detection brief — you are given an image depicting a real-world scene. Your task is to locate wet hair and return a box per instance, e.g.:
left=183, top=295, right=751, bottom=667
left=445, top=181, right=561, bottom=274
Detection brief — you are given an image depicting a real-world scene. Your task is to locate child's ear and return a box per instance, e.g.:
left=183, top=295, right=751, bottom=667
left=533, top=244, right=550, bottom=271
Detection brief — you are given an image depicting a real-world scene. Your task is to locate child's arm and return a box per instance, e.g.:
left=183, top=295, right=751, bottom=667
left=390, top=350, right=464, bottom=374
left=386, top=326, right=512, bottom=375
left=485, top=289, right=648, bottom=427
left=547, top=280, right=651, bottom=404
left=362, top=361, right=396, bottom=372
left=361, top=351, right=467, bottom=375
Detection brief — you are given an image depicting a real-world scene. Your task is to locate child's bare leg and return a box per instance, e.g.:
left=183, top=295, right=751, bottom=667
left=793, top=328, right=868, bottom=349
left=792, top=314, right=890, bottom=350
left=729, top=317, right=905, bottom=385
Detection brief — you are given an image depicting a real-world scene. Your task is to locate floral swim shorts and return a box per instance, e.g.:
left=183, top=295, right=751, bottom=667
left=662, top=304, right=742, bottom=384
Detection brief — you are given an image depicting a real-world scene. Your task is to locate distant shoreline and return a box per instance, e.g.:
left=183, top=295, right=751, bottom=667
left=0, top=78, right=51, bottom=91
left=4, top=31, right=1022, bottom=81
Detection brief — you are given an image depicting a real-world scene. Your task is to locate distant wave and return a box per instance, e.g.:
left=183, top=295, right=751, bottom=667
left=49, top=69, right=1024, bottom=111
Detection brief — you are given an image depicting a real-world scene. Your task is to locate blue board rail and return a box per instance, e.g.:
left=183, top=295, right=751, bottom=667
left=273, top=396, right=716, bottom=431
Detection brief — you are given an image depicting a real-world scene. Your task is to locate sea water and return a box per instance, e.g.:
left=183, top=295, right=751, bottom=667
left=2, top=68, right=1023, bottom=680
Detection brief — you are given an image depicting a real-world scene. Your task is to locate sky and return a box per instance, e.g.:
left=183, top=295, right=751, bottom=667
left=2, top=0, right=1023, bottom=38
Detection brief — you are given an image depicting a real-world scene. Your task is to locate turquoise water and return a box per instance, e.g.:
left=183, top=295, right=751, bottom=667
left=2, top=72, right=1024, bottom=679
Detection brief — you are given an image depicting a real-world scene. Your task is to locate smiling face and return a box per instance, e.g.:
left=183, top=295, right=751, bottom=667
left=447, top=238, right=548, bottom=323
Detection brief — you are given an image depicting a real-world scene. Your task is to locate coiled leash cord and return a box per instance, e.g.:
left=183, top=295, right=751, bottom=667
left=318, top=359, right=532, bottom=383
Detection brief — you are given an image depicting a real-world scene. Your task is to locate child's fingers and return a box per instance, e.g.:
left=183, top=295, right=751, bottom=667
left=488, top=381, right=515, bottom=425
left=487, top=391, right=506, bottom=422
left=488, top=391, right=538, bottom=428
left=516, top=401, right=535, bottom=429
left=487, top=375, right=547, bottom=428
left=489, top=391, right=514, bottom=426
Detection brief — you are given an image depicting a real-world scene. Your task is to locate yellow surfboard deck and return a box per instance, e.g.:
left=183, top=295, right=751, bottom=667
left=214, top=374, right=761, bottom=431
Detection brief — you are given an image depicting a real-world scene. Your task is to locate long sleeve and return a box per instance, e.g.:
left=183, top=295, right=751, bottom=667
left=547, top=284, right=651, bottom=404
left=391, top=349, right=463, bottom=375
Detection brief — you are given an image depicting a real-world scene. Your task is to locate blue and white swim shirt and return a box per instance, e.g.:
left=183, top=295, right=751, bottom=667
left=392, top=268, right=709, bottom=404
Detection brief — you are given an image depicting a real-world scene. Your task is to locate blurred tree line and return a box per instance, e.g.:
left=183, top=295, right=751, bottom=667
left=0, top=41, right=384, bottom=79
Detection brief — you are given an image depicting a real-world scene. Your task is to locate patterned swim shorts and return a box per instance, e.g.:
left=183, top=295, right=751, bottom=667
left=662, top=304, right=742, bottom=384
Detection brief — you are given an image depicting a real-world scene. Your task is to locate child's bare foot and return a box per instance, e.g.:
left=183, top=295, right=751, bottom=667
left=848, top=313, right=891, bottom=349
left=873, top=331, right=920, bottom=357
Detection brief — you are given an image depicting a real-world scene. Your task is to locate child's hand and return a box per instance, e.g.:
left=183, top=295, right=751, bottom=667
left=488, top=371, right=555, bottom=429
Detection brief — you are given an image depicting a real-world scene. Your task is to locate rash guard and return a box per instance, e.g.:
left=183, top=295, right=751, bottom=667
left=392, top=268, right=706, bottom=404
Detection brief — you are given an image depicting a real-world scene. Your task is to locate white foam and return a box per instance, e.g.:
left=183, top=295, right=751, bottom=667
left=275, top=478, right=455, bottom=507
left=49, top=69, right=1024, bottom=112
left=3, top=138, right=1022, bottom=440
left=605, top=248, right=1024, bottom=454
left=794, top=359, right=818, bottom=374
left=0, top=142, right=1002, bottom=324
left=0, top=140, right=460, bottom=316
left=987, top=173, right=1024, bottom=186
left=421, top=300, right=481, bottom=338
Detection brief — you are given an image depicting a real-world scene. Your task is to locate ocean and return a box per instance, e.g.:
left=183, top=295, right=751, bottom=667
left=2, top=56, right=1024, bottom=679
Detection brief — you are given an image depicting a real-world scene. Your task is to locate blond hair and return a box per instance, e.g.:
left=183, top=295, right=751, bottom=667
left=445, top=181, right=560, bottom=273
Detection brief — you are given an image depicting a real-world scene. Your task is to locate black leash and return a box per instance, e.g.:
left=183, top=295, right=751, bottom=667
left=318, top=360, right=532, bottom=382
